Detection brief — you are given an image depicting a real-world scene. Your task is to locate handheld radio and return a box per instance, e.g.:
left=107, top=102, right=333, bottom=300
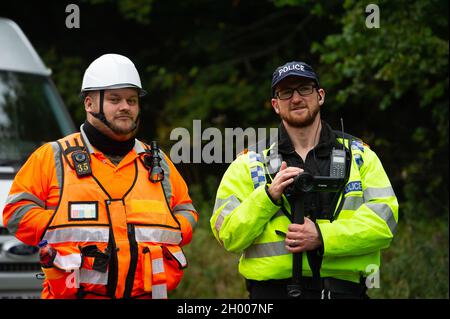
left=329, top=118, right=346, bottom=178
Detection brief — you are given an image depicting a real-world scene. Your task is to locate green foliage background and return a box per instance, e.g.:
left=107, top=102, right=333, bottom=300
left=3, top=0, right=448, bottom=298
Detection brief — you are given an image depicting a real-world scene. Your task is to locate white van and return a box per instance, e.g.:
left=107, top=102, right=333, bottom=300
left=0, top=17, right=76, bottom=298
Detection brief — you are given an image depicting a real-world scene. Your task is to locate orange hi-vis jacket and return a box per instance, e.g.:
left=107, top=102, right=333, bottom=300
left=2, top=126, right=198, bottom=299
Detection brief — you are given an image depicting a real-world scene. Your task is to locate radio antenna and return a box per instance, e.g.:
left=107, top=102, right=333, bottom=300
left=340, top=118, right=345, bottom=150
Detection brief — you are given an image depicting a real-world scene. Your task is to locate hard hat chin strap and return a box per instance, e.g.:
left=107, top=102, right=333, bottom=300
left=90, top=90, right=113, bottom=129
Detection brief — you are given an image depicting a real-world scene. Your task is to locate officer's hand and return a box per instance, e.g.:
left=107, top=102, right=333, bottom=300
left=268, top=161, right=303, bottom=202
left=285, top=218, right=322, bottom=253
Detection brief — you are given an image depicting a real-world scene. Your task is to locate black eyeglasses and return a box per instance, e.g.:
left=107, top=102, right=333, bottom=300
left=276, top=84, right=317, bottom=100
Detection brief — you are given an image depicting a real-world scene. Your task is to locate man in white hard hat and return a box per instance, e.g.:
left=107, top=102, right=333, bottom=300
left=3, top=54, right=199, bottom=299
left=81, top=54, right=146, bottom=143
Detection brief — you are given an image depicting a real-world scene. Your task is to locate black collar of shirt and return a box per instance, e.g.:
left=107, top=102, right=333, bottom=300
left=277, top=121, right=337, bottom=158
left=83, top=120, right=135, bottom=156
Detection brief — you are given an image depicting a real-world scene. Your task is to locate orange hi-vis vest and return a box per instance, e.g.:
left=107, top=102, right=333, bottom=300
left=3, top=127, right=198, bottom=299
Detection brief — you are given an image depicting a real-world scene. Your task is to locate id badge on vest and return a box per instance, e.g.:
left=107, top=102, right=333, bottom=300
left=69, top=202, right=98, bottom=221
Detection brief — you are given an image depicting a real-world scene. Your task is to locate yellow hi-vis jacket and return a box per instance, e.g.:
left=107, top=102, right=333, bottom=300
left=210, top=135, right=398, bottom=284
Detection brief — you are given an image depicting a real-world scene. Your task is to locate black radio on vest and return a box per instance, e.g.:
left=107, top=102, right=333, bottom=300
left=330, top=118, right=346, bottom=178
left=330, top=148, right=346, bottom=178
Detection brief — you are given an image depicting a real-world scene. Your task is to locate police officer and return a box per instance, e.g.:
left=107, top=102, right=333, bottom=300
left=211, top=61, right=398, bottom=299
left=3, top=54, right=198, bottom=299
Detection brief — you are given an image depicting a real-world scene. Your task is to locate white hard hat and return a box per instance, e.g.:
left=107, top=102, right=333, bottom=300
left=81, top=54, right=146, bottom=96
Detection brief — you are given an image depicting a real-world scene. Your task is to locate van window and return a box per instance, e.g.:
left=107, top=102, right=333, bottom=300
left=0, top=70, right=75, bottom=169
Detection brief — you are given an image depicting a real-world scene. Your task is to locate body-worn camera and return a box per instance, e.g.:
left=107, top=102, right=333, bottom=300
left=71, top=150, right=92, bottom=177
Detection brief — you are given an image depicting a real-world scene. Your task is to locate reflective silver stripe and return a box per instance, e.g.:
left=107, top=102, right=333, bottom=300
left=80, top=124, right=95, bottom=154
left=171, top=250, right=187, bottom=267
left=213, top=195, right=241, bottom=233
left=342, top=196, right=364, bottom=211
left=43, top=227, right=110, bottom=244
left=243, top=241, right=289, bottom=259
left=173, top=203, right=196, bottom=212
left=135, top=227, right=181, bottom=244
left=6, top=203, right=40, bottom=236
left=365, top=203, right=397, bottom=235
left=80, top=268, right=108, bottom=285
left=151, top=255, right=167, bottom=299
left=50, top=141, right=63, bottom=190
left=173, top=203, right=198, bottom=229
left=6, top=192, right=45, bottom=207
left=159, top=154, right=172, bottom=203
left=213, top=197, right=230, bottom=214
left=174, top=211, right=197, bottom=230
left=133, top=140, right=146, bottom=154
left=152, top=283, right=167, bottom=299
left=53, top=253, right=81, bottom=270
left=152, top=258, right=165, bottom=274
left=364, top=187, right=396, bottom=201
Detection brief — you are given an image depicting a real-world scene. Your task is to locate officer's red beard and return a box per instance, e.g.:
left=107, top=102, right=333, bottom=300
left=280, top=103, right=320, bottom=128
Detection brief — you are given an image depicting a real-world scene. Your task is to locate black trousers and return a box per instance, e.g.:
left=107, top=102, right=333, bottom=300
left=246, top=278, right=369, bottom=299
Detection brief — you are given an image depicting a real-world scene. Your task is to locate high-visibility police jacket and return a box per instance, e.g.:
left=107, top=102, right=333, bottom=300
left=3, top=126, right=198, bottom=299
left=210, top=128, right=398, bottom=284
